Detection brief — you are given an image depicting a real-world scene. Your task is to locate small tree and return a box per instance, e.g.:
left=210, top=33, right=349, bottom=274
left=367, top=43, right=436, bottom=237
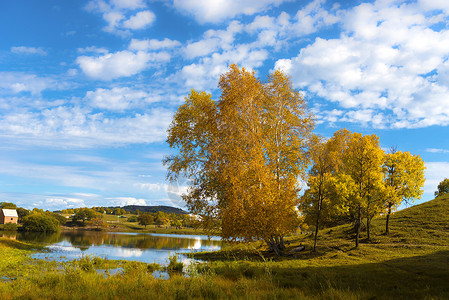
left=435, top=178, right=449, bottom=197
left=127, top=215, right=138, bottom=222
left=89, top=217, right=108, bottom=230
left=339, top=133, right=385, bottom=247
left=138, top=214, right=153, bottom=228
left=72, top=208, right=99, bottom=224
left=383, top=150, right=425, bottom=234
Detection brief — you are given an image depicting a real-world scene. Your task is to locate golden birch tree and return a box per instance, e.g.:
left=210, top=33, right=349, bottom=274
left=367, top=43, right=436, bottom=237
left=339, top=132, right=385, bottom=247
left=164, top=65, right=314, bottom=255
left=300, top=130, right=347, bottom=251
left=383, top=150, right=425, bottom=234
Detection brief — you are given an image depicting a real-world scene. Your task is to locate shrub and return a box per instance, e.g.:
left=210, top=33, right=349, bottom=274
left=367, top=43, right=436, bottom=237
left=22, top=213, right=60, bottom=232
left=2, top=223, right=18, bottom=231
left=167, top=254, right=184, bottom=272
left=127, top=216, right=138, bottom=222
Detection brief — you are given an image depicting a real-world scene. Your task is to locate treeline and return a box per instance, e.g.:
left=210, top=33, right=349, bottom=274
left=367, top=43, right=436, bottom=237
left=60, top=205, right=187, bottom=216
left=65, top=207, right=195, bottom=229
left=1, top=202, right=195, bottom=232
left=133, top=211, right=195, bottom=228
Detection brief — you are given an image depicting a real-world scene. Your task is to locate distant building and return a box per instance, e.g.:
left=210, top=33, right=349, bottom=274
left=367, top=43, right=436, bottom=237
left=0, top=209, right=18, bottom=224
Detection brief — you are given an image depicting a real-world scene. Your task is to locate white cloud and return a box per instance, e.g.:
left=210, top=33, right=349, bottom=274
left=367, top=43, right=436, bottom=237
left=123, top=10, right=155, bottom=29
left=11, top=46, right=47, bottom=55
left=77, top=46, right=109, bottom=54
left=85, top=0, right=155, bottom=35
left=110, top=0, right=145, bottom=10
left=0, top=72, right=64, bottom=95
left=0, top=106, right=173, bottom=147
left=85, top=87, right=162, bottom=110
left=107, top=197, right=148, bottom=206
left=427, top=148, right=449, bottom=153
left=46, top=197, right=86, bottom=207
left=184, top=21, right=243, bottom=59
left=275, top=0, right=449, bottom=128
left=76, top=50, right=170, bottom=80
left=173, top=0, right=289, bottom=24
left=129, top=38, right=181, bottom=51
left=180, top=45, right=268, bottom=90
left=424, top=162, right=449, bottom=196
left=137, top=183, right=167, bottom=192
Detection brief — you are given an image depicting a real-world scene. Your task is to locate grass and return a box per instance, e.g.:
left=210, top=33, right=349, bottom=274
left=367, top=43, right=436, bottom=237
left=1, top=196, right=448, bottom=299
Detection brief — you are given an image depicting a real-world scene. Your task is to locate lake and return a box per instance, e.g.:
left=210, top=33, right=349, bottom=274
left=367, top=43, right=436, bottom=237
left=5, top=231, right=221, bottom=265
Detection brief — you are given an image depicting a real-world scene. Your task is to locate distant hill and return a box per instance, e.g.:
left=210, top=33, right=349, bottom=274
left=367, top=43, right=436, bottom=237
left=116, top=205, right=189, bottom=215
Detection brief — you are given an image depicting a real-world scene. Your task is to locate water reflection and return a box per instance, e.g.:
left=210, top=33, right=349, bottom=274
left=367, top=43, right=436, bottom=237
left=14, top=231, right=221, bottom=264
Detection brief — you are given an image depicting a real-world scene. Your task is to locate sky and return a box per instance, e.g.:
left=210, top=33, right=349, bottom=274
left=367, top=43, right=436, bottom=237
left=0, top=0, right=448, bottom=211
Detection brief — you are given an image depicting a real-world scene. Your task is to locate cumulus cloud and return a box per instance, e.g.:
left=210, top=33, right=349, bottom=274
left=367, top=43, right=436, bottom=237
left=11, top=46, right=47, bottom=55
left=180, top=45, right=268, bottom=90
left=275, top=0, right=449, bottom=128
left=85, top=87, right=162, bottom=110
left=424, top=162, right=449, bottom=196
left=173, top=0, right=289, bottom=24
left=76, top=50, right=170, bottom=80
left=427, top=148, right=449, bottom=153
left=184, top=21, right=243, bottom=59
left=46, top=197, right=86, bottom=207
left=0, top=72, right=64, bottom=95
left=174, top=1, right=341, bottom=89
left=85, top=0, right=155, bottom=35
left=0, top=106, right=173, bottom=147
left=123, top=10, right=155, bottom=29
left=107, top=197, right=147, bottom=206
left=77, top=46, right=109, bottom=54
left=129, top=38, right=181, bottom=51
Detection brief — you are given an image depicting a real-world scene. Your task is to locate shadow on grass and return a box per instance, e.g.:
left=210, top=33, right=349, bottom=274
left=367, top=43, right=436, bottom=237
left=212, top=250, right=449, bottom=299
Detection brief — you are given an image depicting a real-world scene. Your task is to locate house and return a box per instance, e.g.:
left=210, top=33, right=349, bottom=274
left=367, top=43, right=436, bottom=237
left=0, top=209, right=18, bottom=224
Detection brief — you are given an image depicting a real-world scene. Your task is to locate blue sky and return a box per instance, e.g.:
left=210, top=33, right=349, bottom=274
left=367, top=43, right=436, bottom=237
left=0, top=0, right=448, bottom=211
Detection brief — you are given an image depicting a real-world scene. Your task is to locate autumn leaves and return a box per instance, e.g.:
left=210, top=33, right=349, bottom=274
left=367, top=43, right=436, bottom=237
left=301, top=130, right=425, bottom=250
left=164, top=65, right=425, bottom=254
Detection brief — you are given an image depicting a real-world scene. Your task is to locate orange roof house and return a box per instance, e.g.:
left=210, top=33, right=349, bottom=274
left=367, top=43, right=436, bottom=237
left=0, top=209, right=18, bottom=224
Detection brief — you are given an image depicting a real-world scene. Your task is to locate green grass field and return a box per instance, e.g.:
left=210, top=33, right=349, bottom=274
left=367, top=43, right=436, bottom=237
left=1, top=195, right=448, bottom=299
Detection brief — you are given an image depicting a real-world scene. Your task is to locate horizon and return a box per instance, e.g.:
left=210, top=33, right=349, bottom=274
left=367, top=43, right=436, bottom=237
left=1, top=0, right=448, bottom=211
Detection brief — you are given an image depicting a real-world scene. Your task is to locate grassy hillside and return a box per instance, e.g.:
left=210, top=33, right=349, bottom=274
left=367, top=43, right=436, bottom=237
left=193, top=196, right=449, bottom=299
left=308, top=194, right=449, bottom=249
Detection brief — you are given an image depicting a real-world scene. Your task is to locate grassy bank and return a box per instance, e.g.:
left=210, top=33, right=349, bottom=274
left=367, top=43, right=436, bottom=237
left=0, top=196, right=448, bottom=299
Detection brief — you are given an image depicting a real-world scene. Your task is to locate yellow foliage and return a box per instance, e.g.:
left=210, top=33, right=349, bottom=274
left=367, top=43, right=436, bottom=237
left=164, top=65, right=315, bottom=244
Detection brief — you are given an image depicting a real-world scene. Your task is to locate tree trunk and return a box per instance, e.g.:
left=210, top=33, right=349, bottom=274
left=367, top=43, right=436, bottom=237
left=266, top=237, right=281, bottom=256
left=366, top=217, right=371, bottom=241
left=366, top=196, right=371, bottom=241
left=355, top=206, right=361, bottom=248
left=313, top=196, right=322, bottom=252
left=385, top=204, right=392, bottom=235
left=279, top=236, right=286, bottom=250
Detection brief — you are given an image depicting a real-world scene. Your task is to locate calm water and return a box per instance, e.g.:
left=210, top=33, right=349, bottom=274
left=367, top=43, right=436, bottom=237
left=8, top=231, right=221, bottom=265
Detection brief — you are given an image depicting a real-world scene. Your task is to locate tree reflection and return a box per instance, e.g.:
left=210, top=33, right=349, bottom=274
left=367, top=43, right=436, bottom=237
left=18, top=231, right=221, bottom=253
